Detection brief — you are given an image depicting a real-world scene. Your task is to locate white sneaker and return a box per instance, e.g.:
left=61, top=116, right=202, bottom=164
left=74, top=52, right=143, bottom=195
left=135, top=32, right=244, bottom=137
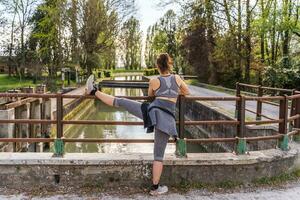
left=85, top=75, right=95, bottom=95
left=149, top=185, right=168, bottom=196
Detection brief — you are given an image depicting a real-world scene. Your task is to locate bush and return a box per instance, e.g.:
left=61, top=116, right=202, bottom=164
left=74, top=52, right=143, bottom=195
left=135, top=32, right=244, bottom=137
left=103, top=70, right=112, bottom=77
left=144, top=68, right=159, bottom=76
left=263, top=62, right=300, bottom=90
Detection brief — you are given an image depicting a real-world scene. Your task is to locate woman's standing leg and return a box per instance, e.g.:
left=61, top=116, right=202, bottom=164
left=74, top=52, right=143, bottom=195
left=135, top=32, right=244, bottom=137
left=150, top=128, right=170, bottom=195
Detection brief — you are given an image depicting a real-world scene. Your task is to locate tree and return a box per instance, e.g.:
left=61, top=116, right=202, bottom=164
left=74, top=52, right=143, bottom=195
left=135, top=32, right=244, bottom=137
left=80, top=0, right=118, bottom=73
left=0, top=0, right=39, bottom=78
left=33, top=0, right=66, bottom=76
left=120, top=16, right=142, bottom=70
left=145, top=9, right=181, bottom=72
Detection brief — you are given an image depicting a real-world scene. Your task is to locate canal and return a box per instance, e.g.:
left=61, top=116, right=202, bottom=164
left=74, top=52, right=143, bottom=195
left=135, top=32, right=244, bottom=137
left=63, top=75, right=203, bottom=154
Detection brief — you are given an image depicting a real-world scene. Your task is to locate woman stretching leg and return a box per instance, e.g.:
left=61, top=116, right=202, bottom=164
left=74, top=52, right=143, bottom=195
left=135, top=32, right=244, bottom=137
left=86, top=53, right=190, bottom=195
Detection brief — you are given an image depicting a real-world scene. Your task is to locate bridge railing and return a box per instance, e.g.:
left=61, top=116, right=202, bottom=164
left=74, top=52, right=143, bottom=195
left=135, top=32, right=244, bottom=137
left=236, top=83, right=297, bottom=122
left=0, top=92, right=300, bottom=157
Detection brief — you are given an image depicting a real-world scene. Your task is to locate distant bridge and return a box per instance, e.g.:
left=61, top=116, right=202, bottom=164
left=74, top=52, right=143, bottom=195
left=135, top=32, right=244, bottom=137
left=98, top=75, right=197, bottom=89
left=99, top=80, right=149, bottom=89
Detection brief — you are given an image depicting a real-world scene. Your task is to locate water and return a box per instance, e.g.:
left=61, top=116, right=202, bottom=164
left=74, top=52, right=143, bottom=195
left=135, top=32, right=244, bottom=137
left=64, top=76, right=176, bottom=154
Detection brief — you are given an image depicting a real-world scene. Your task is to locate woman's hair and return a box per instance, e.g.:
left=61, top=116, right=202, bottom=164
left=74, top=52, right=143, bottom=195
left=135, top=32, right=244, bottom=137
left=156, top=53, right=173, bottom=74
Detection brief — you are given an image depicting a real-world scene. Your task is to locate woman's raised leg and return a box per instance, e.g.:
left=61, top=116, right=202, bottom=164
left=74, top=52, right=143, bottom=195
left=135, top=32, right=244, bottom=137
left=94, top=91, right=143, bottom=120
left=95, top=91, right=115, bottom=106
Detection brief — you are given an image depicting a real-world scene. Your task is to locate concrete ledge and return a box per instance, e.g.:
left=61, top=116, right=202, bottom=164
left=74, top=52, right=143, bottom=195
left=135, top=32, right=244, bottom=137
left=0, top=148, right=297, bottom=166
left=0, top=143, right=299, bottom=188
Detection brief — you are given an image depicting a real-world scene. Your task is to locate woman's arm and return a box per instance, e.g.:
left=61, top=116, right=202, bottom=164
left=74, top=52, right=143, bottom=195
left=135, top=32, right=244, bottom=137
left=148, top=80, right=155, bottom=97
left=175, top=75, right=190, bottom=95
left=148, top=78, right=160, bottom=97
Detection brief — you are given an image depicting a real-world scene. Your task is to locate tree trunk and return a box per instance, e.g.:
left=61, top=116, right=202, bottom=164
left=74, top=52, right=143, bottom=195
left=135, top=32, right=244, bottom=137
left=237, top=0, right=243, bottom=81
left=205, top=0, right=217, bottom=84
left=259, top=0, right=265, bottom=85
left=8, top=8, right=17, bottom=77
left=20, top=25, right=25, bottom=78
left=282, top=0, right=292, bottom=68
left=244, top=0, right=251, bottom=83
left=271, top=0, right=277, bottom=65
left=71, top=0, right=79, bottom=64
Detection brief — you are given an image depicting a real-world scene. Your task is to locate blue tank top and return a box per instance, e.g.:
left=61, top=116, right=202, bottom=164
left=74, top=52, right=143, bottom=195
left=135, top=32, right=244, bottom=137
left=154, top=74, right=179, bottom=98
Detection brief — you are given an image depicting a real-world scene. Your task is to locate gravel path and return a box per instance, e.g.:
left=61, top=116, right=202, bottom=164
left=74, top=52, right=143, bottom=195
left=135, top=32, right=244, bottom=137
left=1, top=182, right=300, bottom=200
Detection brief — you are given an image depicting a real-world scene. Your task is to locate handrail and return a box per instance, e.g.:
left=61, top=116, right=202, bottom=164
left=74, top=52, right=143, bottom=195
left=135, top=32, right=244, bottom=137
left=238, top=82, right=294, bottom=93
left=287, top=94, right=300, bottom=100
left=0, top=119, right=56, bottom=124
left=0, top=90, right=300, bottom=155
left=1, top=93, right=299, bottom=101
left=185, top=96, right=240, bottom=101
left=235, top=83, right=300, bottom=127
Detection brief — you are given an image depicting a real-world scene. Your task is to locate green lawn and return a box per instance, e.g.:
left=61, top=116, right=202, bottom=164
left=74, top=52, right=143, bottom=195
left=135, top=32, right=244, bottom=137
left=0, top=74, right=81, bottom=92
left=0, top=74, right=39, bottom=92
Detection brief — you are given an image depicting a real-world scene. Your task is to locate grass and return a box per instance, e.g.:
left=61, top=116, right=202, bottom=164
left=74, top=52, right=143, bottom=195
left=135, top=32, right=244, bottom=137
left=0, top=74, right=80, bottom=92
left=252, top=169, right=300, bottom=187
left=0, top=74, right=39, bottom=92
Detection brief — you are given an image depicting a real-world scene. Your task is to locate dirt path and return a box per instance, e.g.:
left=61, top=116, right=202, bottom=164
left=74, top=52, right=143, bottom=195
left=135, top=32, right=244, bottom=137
left=1, top=182, right=300, bottom=199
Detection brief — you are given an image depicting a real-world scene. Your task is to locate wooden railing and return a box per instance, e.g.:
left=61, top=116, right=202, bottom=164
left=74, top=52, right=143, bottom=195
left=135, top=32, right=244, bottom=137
left=0, top=89, right=300, bottom=157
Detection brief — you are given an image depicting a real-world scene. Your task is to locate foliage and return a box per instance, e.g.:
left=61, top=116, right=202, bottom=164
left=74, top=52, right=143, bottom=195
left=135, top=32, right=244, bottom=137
left=263, top=61, right=300, bottom=90
left=143, top=68, right=159, bottom=76
left=103, top=70, right=112, bottom=77
left=152, top=0, right=300, bottom=89
left=1, top=0, right=300, bottom=90
left=0, top=0, right=136, bottom=83
left=80, top=0, right=118, bottom=74
left=145, top=10, right=186, bottom=73
left=120, top=16, right=142, bottom=70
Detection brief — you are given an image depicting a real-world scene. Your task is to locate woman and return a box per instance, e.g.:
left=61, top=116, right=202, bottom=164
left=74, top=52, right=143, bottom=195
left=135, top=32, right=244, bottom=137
left=86, top=53, right=190, bottom=195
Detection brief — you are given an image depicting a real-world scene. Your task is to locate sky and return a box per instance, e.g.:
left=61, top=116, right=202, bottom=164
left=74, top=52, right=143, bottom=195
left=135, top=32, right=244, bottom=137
left=135, top=0, right=180, bottom=37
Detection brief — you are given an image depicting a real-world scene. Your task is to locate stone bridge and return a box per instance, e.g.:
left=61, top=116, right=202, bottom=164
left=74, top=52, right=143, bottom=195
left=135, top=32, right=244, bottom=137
left=0, top=78, right=300, bottom=189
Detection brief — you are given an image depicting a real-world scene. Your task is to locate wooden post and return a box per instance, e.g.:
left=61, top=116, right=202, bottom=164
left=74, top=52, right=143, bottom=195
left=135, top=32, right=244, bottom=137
left=279, top=95, right=288, bottom=135
left=176, top=95, right=187, bottom=158
left=56, top=93, right=63, bottom=139
left=279, top=95, right=289, bottom=150
left=256, top=86, right=263, bottom=120
left=54, top=93, right=64, bottom=157
left=295, top=97, right=300, bottom=129
left=237, top=95, right=246, bottom=138
left=235, top=82, right=241, bottom=118
left=294, top=96, right=300, bottom=142
left=289, top=90, right=296, bottom=131
left=178, top=95, right=185, bottom=139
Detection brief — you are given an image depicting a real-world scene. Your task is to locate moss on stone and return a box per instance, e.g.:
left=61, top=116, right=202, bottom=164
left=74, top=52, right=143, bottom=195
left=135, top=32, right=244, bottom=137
left=173, top=169, right=300, bottom=193
left=253, top=169, right=300, bottom=186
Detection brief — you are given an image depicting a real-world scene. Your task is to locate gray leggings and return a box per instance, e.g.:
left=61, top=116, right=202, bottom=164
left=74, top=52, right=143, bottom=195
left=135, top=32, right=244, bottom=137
left=113, top=98, right=170, bottom=162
